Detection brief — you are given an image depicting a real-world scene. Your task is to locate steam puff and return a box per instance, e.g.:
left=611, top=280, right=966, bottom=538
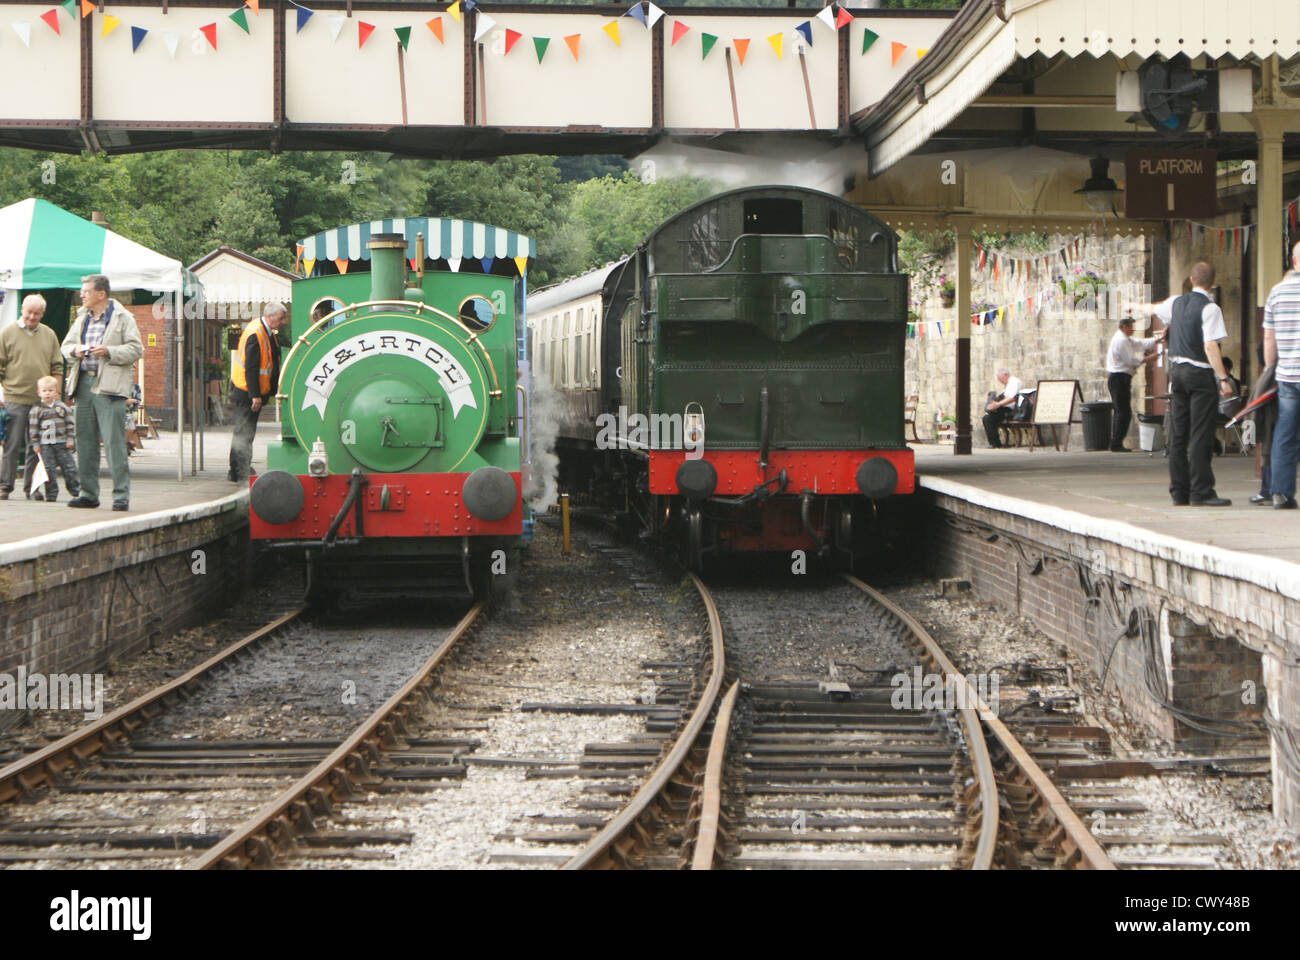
left=526, top=372, right=562, bottom=513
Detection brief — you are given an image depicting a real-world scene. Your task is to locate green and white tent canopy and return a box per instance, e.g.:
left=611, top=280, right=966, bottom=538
left=0, top=197, right=187, bottom=293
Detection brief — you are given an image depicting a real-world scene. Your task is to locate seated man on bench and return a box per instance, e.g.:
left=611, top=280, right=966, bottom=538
left=983, top=368, right=1022, bottom=448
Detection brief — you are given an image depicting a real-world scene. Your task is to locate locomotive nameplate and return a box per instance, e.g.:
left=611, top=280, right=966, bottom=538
left=301, top=332, right=478, bottom=418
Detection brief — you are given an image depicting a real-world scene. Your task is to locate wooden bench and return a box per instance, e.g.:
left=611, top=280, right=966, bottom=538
left=904, top=394, right=920, bottom=442
left=998, top=393, right=1038, bottom=448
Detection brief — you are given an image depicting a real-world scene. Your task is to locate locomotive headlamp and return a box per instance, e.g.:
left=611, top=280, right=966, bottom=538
left=249, top=471, right=305, bottom=526
left=308, top=438, right=329, bottom=478
left=683, top=402, right=705, bottom=458
left=675, top=459, right=717, bottom=500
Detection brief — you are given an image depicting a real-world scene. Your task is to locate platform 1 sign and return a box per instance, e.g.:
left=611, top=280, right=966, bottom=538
left=1124, top=149, right=1216, bottom=219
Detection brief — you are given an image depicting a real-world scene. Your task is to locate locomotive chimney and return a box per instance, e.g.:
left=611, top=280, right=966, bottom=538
left=367, top=233, right=407, bottom=301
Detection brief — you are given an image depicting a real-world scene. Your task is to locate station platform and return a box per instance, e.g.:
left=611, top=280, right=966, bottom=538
left=912, top=443, right=1298, bottom=584
left=0, top=421, right=272, bottom=550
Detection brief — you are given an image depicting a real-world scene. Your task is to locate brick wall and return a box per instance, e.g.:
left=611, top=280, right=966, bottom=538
left=921, top=488, right=1300, bottom=827
left=0, top=500, right=248, bottom=726
left=124, top=304, right=168, bottom=411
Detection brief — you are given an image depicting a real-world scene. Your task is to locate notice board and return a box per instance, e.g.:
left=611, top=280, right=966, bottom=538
left=1030, top=380, right=1083, bottom=451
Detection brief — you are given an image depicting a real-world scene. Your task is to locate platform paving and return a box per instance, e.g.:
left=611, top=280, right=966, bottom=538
left=0, top=421, right=272, bottom=547
left=912, top=442, right=1298, bottom=572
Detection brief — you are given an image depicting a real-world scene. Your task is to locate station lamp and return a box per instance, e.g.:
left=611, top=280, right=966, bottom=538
left=1076, top=157, right=1123, bottom=215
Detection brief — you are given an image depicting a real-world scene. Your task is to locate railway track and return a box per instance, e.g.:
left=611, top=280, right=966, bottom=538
left=565, top=568, right=1120, bottom=870
left=0, top=605, right=483, bottom=868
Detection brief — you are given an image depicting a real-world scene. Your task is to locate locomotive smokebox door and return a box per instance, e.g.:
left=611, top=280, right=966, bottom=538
left=340, top=373, right=442, bottom=472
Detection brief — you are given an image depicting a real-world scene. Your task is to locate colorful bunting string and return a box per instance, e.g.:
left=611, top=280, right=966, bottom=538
left=426, top=16, right=443, bottom=43
left=295, top=3, right=313, bottom=33
left=130, top=24, right=146, bottom=51
left=39, top=8, right=60, bottom=34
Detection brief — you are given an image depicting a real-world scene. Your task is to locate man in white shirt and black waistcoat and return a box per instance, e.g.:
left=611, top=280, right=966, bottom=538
left=1137, top=262, right=1235, bottom=506
left=1104, top=317, right=1165, bottom=452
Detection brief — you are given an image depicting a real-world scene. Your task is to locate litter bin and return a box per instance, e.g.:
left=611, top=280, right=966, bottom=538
left=1080, top=401, right=1113, bottom=451
left=1137, top=412, right=1164, bottom=452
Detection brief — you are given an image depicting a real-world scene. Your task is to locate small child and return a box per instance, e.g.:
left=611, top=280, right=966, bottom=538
left=27, top=375, right=79, bottom=502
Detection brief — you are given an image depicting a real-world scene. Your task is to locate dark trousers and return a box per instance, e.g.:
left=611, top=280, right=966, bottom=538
left=983, top=408, right=1009, bottom=447
left=229, top=387, right=263, bottom=479
left=1, top=401, right=37, bottom=494
left=35, top=443, right=80, bottom=499
left=1107, top=372, right=1133, bottom=449
left=1167, top=363, right=1218, bottom=502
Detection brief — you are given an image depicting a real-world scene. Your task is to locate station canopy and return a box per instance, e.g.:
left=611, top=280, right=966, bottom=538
left=0, top=198, right=191, bottom=293
left=298, top=217, right=534, bottom=267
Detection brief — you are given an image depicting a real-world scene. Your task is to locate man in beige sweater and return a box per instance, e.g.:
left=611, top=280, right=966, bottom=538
left=0, top=294, right=64, bottom=499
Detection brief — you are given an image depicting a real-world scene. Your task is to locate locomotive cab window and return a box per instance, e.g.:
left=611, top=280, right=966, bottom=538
left=743, top=198, right=802, bottom=235
left=310, top=297, right=345, bottom=328
left=458, top=295, right=495, bottom=332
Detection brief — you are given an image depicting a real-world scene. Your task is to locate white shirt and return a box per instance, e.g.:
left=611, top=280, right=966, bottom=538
left=1154, top=286, right=1227, bottom=369
left=1002, top=376, right=1022, bottom=400
left=1106, top=329, right=1158, bottom=375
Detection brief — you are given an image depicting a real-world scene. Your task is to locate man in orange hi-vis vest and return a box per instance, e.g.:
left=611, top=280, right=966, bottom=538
left=229, top=303, right=288, bottom=482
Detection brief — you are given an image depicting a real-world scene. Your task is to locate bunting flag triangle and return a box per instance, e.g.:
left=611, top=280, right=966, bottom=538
left=426, top=16, right=443, bottom=42
left=646, top=4, right=664, bottom=28
left=40, top=8, right=60, bottom=34
left=514, top=256, right=528, bottom=276
left=473, top=13, right=494, bottom=43
left=503, top=28, right=521, bottom=54
left=602, top=20, right=620, bottom=46
left=480, top=257, right=493, bottom=274
left=394, top=25, right=411, bottom=50
left=295, top=4, right=313, bottom=33
left=408, top=259, right=418, bottom=271
left=916, top=47, right=928, bottom=59
left=327, top=14, right=344, bottom=41
left=765, top=33, right=782, bottom=59
left=12, top=20, right=30, bottom=46
left=200, top=22, right=217, bottom=49
left=295, top=244, right=303, bottom=274
left=247, top=0, right=259, bottom=14
left=130, top=24, right=146, bottom=50
left=835, top=7, right=853, bottom=28
left=228, top=8, right=249, bottom=35
left=447, top=257, right=461, bottom=273
left=463, top=0, right=477, bottom=10
left=861, top=28, right=878, bottom=54
left=733, top=37, right=749, bottom=64
left=700, top=32, right=717, bottom=59
left=79, top=0, right=93, bottom=18
left=446, top=1, right=461, bottom=24
left=671, top=20, right=689, bottom=46
left=60, top=0, right=75, bottom=18
left=302, top=257, right=316, bottom=277
left=334, top=258, right=349, bottom=275
left=357, top=20, right=374, bottom=47
left=564, top=33, right=580, bottom=60
left=533, top=36, right=549, bottom=62
left=815, top=6, right=835, bottom=31
left=163, top=30, right=179, bottom=57
left=1243, top=225, right=1250, bottom=254
left=890, top=41, right=906, bottom=66
left=794, top=21, right=812, bottom=46
left=626, top=3, right=647, bottom=28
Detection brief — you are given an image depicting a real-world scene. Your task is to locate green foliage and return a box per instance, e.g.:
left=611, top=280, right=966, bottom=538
left=566, top=172, right=715, bottom=273
left=898, top=229, right=953, bottom=294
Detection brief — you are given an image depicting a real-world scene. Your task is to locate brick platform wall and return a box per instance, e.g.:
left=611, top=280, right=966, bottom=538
left=921, top=487, right=1300, bottom=828
left=0, top=502, right=248, bottom=727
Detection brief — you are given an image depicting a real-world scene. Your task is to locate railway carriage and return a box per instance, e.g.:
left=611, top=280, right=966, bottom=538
left=529, top=186, right=914, bottom=570
left=248, top=218, right=533, bottom=603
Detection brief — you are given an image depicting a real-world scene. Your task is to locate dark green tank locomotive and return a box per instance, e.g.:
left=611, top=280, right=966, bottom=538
left=530, top=186, right=914, bottom=570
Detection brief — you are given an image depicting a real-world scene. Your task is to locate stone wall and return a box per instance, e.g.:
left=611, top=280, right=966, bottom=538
left=921, top=483, right=1300, bottom=828
left=906, top=234, right=1154, bottom=447
left=0, top=497, right=249, bottom=725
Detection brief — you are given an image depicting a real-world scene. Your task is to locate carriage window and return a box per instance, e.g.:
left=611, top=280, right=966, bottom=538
left=686, top=203, right=724, bottom=272
left=743, top=198, right=802, bottom=235
left=828, top=209, right=861, bottom=269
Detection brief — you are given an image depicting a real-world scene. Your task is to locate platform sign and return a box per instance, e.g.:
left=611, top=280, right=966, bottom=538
left=1030, top=379, right=1083, bottom=452
left=1124, top=149, right=1216, bottom=219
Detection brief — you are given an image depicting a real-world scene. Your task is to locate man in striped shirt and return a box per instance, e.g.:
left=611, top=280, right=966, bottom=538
left=1264, top=241, right=1300, bottom=509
